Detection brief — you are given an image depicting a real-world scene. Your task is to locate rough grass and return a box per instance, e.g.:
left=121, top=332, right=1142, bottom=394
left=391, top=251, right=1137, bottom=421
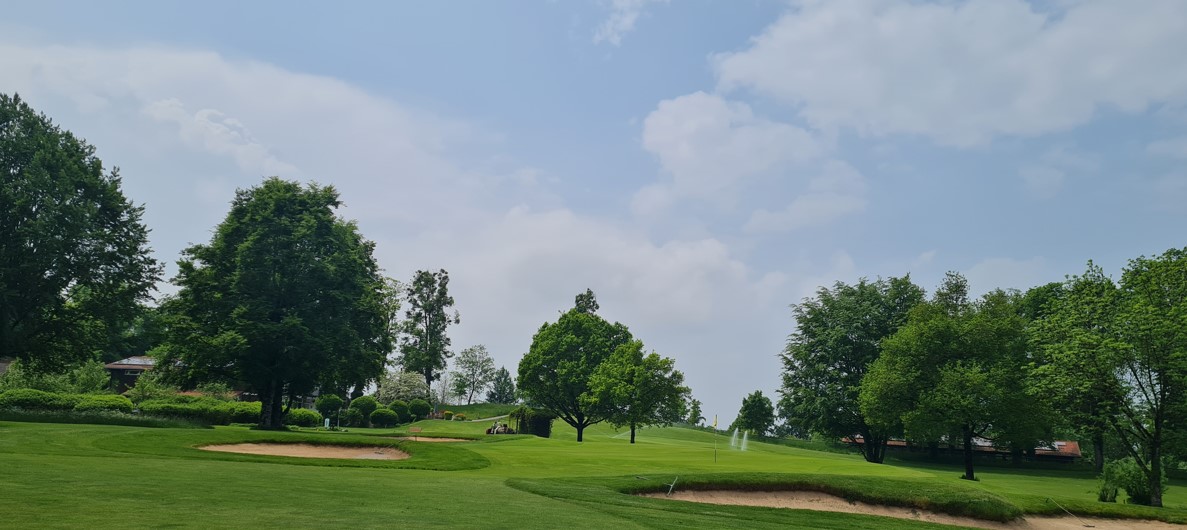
left=3, top=419, right=1187, bottom=528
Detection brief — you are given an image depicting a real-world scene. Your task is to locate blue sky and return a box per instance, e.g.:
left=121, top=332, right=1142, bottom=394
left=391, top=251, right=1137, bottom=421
left=3, top=0, right=1185, bottom=425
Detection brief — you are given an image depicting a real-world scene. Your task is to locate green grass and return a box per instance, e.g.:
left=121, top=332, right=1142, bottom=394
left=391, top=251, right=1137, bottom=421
left=3, top=418, right=1187, bottom=528
left=439, top=402, right=518, bottom=420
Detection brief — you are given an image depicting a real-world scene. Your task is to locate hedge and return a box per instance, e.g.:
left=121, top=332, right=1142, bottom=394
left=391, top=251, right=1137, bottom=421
left=73, top=394, right=134, bottom=414
left=0, top=389, right=82, bottom=411
left=285, top=407, right=322, bottom=427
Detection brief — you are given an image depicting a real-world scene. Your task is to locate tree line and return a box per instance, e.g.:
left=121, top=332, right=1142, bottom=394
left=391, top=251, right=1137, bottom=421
left=1, top=93, right=690, bottom=438
left=779, top=253, right=1187, bottom=507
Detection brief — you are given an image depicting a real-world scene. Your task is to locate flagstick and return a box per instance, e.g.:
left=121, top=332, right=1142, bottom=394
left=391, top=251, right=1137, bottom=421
left=713, top=415, right=718, bottom=463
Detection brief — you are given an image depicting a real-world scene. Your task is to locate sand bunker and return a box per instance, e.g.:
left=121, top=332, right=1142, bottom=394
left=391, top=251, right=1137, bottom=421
left=201, top=443, right=409, bottom=460
left=389, top=437, right=471, bottom=443
left=642, top=490, right=1182, bottom=529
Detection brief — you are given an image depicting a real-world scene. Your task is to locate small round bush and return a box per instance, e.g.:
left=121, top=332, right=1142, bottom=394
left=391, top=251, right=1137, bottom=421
left=73, top=394, right=134, bottom=414
left=408, top=399, right=431, bottom=420
left=0, top=389, right=80, bottom=411
left=442, top=410, right=454, bottom=420
left=370, top=408, right=399, bottom=428
left=315, top=394, right=344, bottom=420
left=285, top=407, right=323, bottom=427
left=454, top=413, right=466, bottom=421
left=388, top=400, right=410, bottom=423
left=341, top=407, right=364, bottom=427
left=227, top=401, right=262, bottom=423
left=349, top=396, right=379, bottom=425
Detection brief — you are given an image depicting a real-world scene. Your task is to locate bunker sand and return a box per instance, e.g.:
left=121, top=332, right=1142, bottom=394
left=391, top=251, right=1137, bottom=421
left=200, top=443, right=409, bottom=460
left=643, top=490, right=1183, bottom=529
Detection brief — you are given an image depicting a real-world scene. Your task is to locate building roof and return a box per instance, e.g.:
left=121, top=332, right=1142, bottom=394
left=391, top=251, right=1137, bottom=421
left=104, top=356, right=156, bottom=370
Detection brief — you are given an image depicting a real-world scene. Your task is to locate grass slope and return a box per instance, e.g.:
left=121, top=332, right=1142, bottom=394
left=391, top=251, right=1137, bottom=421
left=2, top=419, right=1185, bottom=528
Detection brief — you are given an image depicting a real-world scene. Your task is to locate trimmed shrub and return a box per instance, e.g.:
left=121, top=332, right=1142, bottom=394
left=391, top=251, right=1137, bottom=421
left=284, top=407, right=322, bottom=427
left=73, top=394, right=134, bottom=414
left=139, top=398, right=232, bottom=425
left=454, top=413, right=466, bottom=421
left=0, top=389, right=81, bottom=411
left=1105, top=457, right=1167, bottom=506
left=341, top=407, right=364, bottom=427
left=443, top=410, right=454, bottom=420
left=388, top=400, right=410, bottom=423
left=349, top=396, right=379, bottom=426
left=408, top=399, right=431, bottom=420
left=315, top=394, right=344, bottom=421
left=370, top=408, right=399, bottom=428
left=227, top=401, right=262, bottom=423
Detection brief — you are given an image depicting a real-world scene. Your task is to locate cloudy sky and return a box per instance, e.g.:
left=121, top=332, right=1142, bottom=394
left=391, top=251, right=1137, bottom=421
left=3, top=0, right=1185, bottom=425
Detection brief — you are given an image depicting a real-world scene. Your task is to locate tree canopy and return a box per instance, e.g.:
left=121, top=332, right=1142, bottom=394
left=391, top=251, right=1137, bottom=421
left=399, top=269, right=460, bottom=388
left=588, top=339, right=689, bottom=443
left=0, top=93, right=161, bottom=370
left=731, top=390, right=775, bottom=436
left=518, top=292, right=633, bottom=442
left=156, top=178, right=396, bottom=428
left=486, top=366, right=517, bottom=404
left=451, top=344, right=496, bottom=405
left=778, top=275, right=924, bottom=463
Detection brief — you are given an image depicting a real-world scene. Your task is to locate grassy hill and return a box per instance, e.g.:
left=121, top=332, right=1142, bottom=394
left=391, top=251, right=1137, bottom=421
left=2, top=418, right=1185, bottom=528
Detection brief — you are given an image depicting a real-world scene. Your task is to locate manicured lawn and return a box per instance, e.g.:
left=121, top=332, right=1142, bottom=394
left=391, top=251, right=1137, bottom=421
left=2, top=419, right=1185, bottom=528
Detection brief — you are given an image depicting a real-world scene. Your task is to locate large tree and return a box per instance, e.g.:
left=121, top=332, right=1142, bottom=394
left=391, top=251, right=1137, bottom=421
left=861, top=274, right=1045, bottom=481
left=375, top=370, right=430, bottom=404
left=399, top=269, right=460, bottom=388
left=0, top=93, right=161, bottom=370
left=730, top=390, right=775, bottom=436
left=778, top=276, right=924, bottom=463
left=588, top=340, right=689, bottom=443
left=518, top=292, right=632, bottom=442
left=157, top=178, right=396, bottom=428
left=1107, top=248, right=1187, bottom=507
left=1030, top=264, right=1122, bottom=474
left=451, top=344, right=496, bottom=405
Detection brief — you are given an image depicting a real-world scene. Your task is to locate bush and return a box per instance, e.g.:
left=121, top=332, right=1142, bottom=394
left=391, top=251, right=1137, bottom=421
left=388, top=400, right=410, bottom=423
left=315, top=394, right=344, bottom=421
left=196, top=382, right=236, bottom=401
left=123, top=372, right=177, bottom=405
left=284, top=407, right=323, bottom=427
left=370, top=408, right=399, bottom=428
left=341, top=407, right=364, bottom=427
left=139, top=398, right=232, bottom=425
left=408, top=399, right=431, bottom=420
left=73, top=394, right=134, bottom=414
left=349, top=396, right=379, bottom=425
left=0, top=359, right=71, bottom=393
left=68, top=361, right=113, bottom=394
left=443, top=410, right=454, bottom=420
left=1104, top=457, right=1168, bottom=506
left=454, top=413, right=466, bottom=421
left=227, top=401, right=262, bottom=423
left=0, top=389, right=81, bottom=411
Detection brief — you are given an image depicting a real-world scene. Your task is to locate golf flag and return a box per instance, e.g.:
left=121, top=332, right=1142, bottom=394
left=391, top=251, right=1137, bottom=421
left=713, top=415, right=717, bottom=429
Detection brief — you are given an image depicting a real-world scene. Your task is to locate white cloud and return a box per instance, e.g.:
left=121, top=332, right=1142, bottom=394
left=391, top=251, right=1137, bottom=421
left=714, top=0, right=1187, bottom=145
left=642, top=91, right=822, bottom=199
left=593, top=0, right=668, bottom=46
left=143, top=98, right=299, bottom=176
left=1147, top=136, right=1187, bottom=159
left=744, top=160, right=868, bottom=232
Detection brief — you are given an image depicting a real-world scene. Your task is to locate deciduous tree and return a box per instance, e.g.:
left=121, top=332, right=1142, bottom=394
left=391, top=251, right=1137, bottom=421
left=730, top=390, right=775, bottom=436
left=0, top=93, right=161, bottom=370
left=451, top=344, right=496, bottom=405
left=399, top=269, right=460, bottom=388
left=518, top=291, right=632, bottom=442
left=588, top=340, right=689, bottom=443
left=156, top=178, right=396, bottom=428
left=778, top=276, right=924, bottom=463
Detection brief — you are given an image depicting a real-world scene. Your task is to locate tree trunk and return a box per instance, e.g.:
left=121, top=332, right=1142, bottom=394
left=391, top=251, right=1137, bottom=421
left=1093, top=432, right=1105, bottom=475
left=928, top=441, right=940, bottom=459
left=258, top=381, right=275, bottom=429
left=961, top=426, right=976, bottom=481
left=860, top=429, right=886, bottom=463
left=630, top=422, right=636, bottom=444
left=1150, top=442, right=1163, bottom=507
left=576, top=424, right=584, bottom=443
